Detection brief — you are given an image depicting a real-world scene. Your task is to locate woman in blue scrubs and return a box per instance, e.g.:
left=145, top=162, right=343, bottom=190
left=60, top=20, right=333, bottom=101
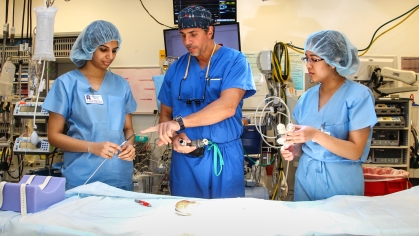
left=42, top=20, right=137, bottom=190
left=280, top=30, right=377, bottom=201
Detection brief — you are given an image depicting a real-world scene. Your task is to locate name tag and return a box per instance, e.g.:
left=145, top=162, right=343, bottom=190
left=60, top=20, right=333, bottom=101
left=313, top=127, right=330, bottom=143
left=85, top=94, right=103, bottom=104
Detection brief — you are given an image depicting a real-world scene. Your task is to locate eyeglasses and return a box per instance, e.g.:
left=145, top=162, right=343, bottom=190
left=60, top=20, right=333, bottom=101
left=178, top=77, right=207, bottom=105
left=301, top=57, right=324, bottom=63
left=178, top=41, right=217, bottom=105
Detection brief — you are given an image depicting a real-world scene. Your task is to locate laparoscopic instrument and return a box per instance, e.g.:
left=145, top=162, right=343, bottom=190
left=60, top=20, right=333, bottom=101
left=120, top=133, right=136, bottom=147
left=179, top=138, right=209, bottom=148
left=83, top=133, right=137, bottom=186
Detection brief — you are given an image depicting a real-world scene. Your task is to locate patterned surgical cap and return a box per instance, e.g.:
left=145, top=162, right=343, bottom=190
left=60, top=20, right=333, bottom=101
left=178, top=6, right=213, bottom=30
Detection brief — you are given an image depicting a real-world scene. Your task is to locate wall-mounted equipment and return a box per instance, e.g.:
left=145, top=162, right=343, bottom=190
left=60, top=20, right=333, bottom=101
left=13, top=102, right=48, bottom=117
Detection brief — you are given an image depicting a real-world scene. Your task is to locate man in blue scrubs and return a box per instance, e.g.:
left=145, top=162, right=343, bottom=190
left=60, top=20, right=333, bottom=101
left=141, top=6, right=256, bottom=199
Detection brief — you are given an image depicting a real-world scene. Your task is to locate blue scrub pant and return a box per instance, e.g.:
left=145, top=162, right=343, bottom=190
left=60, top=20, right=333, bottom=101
left=294, top=156, right=364, bottom=201
left=170, top=139, right=245, bottom=199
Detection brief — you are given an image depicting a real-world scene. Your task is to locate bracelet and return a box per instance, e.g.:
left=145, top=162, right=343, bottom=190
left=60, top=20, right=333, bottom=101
left=87, top=141, right=93, bottom=153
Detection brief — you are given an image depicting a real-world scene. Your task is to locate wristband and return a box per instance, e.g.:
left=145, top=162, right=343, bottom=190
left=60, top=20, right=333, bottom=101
left=87, top=141, right=93, bottom=153
left=174, top=115, right=185, bottom=130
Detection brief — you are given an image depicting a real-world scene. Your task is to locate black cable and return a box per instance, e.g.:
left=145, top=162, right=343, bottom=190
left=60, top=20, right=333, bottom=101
left=12, top=0, right=14, bottom=27
left=373, top=87, right=389, bottom=97
left=1, top=148, right=7, bottom=171
left=411, top=126, right=418, bottom=155
left=372, top=68, right=381, bottom=86
left=29, top=0, right=32, bottom=41
left=410, top=127, right=419, bottom=168
left=6, top=154, right=21, bottom=180
left=358, top=4, right=419, bottom=52
left=19, top=154, right=24, bottom=180
left=26, top=0, right=30, bottom=40
left=21, top=0, right=26, bottom=42
left=138, top=0, right=176, bottom=29
left=287, top=4, right=419, bottom=52
left=5, top=0, right=9, bottom=23
left=272, top=42, right=290, bottom=83
left=370, top=67, right=390, bottom=97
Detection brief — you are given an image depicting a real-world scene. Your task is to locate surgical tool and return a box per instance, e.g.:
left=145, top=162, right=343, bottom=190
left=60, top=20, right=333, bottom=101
left=120, top=133, right=136, bottom=147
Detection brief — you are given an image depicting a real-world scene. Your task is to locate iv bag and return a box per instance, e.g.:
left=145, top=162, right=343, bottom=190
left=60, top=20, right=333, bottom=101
left=0, top=61, right=16, bottom=96
left=32, top=5, right=58, bottom=61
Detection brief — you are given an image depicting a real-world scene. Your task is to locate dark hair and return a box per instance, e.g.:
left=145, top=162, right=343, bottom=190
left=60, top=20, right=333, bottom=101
left=204, top=25, right=215, bottom=39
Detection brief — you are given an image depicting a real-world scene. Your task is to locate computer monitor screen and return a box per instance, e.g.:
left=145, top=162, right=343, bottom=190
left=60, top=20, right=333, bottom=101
left=163, top=22, right=241, bottom=58
left=173, top=0, right=237, bottom=25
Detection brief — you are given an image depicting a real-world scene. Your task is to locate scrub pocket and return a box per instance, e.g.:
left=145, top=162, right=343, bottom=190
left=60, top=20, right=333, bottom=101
left=324, top=121, right=349, bottom=140
left=207, top=78, right=222, bottom=97
left=107, top=95, right=125, bottom=131
left=323, top=121, right=349, bottom=158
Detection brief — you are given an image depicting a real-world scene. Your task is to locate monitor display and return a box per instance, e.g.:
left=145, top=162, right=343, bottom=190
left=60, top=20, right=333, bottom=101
left=20, top=106, right=43, bottom=112
left=173, top=0, right=237, bottom=25
left=163, top=22, right=241, bottom=58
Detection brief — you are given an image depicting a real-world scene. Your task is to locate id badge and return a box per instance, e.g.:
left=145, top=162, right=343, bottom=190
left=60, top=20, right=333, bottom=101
left=85, top=94, right=104, bottom=104
left=313, top=124, right=330, bottom=143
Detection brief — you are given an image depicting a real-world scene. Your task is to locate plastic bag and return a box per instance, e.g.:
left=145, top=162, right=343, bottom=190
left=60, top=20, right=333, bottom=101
left=363, top=166, right=409, bottom=182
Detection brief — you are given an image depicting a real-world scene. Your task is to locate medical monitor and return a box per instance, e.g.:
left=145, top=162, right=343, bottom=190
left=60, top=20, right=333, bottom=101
left=163, top=22, right=241, bottom=58
left=348, top=55, right=398, bottom=81
left=173, top=0, right=237, bottom=25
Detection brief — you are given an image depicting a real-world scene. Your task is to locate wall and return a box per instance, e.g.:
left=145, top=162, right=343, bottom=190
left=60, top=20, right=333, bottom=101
left=1, top=0, right=418, bottom=135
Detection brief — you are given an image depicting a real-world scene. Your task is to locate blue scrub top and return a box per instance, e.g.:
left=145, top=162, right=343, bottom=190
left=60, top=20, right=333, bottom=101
left=159, top=46, right=256, bottom=142
left=42, top=70, right=137, bottom=188
left=292, top=79, right=377, bottom=201
left=294, top=79, right=377, bottom=163
left=159, top=46, right=256, bottom=198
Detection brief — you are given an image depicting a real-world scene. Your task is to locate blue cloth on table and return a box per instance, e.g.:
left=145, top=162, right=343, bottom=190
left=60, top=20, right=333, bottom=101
left=1, top=182, right=419, bottom=236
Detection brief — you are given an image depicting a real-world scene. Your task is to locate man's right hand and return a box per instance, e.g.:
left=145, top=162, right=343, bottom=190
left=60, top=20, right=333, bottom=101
left=140, top=120, right=181, bottom=146
left=172, top=133, right=196, bottom=154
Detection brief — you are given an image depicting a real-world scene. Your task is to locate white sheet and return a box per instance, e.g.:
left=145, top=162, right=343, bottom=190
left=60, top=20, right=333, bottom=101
left=1, top=182, right=419, bottom=235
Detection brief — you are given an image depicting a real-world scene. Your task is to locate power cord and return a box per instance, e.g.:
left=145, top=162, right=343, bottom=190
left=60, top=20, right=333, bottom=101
left=271, top=42, right=290, bottom=84
left=286, top=4, right=419, bottom=56
left=138, top=0, right=176, bottom=29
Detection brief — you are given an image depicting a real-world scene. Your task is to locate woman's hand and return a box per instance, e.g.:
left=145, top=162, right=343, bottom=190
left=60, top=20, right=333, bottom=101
left=285, top=125, right=318, bottom=143
left=280, top=145, right=296, bottom=161
left=118, top=144, right=136, bottom=161
left=89, top=141, right=122, bottom=159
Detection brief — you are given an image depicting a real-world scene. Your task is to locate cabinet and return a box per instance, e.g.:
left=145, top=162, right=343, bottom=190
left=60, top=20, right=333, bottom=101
left=366, top=98, right=412, bottom=171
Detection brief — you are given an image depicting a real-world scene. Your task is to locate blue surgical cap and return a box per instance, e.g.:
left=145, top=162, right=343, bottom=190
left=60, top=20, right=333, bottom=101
left=178, top=6, right=213, bottom=30
left=304, top=30, right=359, bottom=77
left=70, top=20, right=122, bottom=67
